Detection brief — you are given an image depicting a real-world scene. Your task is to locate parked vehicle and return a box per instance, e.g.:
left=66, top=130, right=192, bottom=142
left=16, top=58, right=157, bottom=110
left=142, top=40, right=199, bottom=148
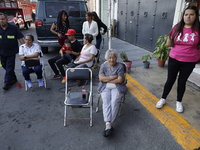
left=35, top=0, right=88, bottom=53
left=0, top=0, right=32, bottom=29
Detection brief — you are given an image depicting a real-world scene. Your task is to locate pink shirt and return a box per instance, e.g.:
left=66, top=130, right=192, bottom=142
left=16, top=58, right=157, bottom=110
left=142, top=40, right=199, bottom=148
left=169, top=26, right=200, bottom=62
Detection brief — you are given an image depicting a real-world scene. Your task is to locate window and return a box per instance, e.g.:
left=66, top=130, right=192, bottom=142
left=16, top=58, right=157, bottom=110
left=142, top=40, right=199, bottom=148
left=46, top=2, right=80, bottom=18
left=3, top=11, right=15, bottom=17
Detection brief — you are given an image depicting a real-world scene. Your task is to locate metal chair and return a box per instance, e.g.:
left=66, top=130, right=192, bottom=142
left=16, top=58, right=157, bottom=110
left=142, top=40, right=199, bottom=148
left=64, top=68, right=93, bottom=126
left=91, top=49, right=100, bottom=72
left=96, top=62, right=127, bottom=117
left=25, top=52, right=47, bottom=91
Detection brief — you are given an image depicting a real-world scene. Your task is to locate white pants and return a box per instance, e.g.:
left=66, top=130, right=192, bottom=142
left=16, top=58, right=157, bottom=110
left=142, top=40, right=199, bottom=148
left=101, top=88, right=123, bottom=123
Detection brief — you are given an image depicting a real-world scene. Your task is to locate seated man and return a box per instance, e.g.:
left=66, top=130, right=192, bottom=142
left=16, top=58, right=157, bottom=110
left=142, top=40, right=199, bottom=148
left=48, top=29, right=82, bottom=83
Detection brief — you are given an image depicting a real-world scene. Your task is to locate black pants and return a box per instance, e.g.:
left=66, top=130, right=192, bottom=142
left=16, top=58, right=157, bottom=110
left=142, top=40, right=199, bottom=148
left=48, top=55, right=70, bottom=77
left=162, top=57, right=196, bottom=102
left=0, top=54, right=17, bottom=85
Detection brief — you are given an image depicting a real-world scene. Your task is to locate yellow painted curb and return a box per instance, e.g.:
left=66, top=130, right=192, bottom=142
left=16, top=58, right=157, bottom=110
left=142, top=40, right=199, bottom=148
left=126, top=74, right=200, bottom=150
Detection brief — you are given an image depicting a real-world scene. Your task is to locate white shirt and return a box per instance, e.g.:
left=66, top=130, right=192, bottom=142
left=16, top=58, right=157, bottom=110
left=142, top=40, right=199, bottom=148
left=77, top=45, right=97, bottom=67
left=82, top=20, right=98, bottom=45
left=19, top=43, right=41, bottom=66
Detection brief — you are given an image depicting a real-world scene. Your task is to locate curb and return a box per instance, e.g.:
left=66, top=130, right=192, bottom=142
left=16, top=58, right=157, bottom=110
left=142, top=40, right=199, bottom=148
left=126, top=73, right=200, bottom=150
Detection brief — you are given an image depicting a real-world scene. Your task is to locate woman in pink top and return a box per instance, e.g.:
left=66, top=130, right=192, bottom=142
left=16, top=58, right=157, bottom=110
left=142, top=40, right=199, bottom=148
left=156, top=6, right=200, bottom=113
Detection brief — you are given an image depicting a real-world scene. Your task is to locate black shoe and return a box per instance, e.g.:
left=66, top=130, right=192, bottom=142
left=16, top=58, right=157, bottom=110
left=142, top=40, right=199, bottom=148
left=2, top=84, right=10, bottom=90
left=9, top=79, right=17, bottom=86
left=102, top=127, right=114, bottom=137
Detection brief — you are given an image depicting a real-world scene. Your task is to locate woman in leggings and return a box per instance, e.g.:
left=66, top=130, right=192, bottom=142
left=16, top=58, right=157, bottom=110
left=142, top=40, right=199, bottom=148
left=156, top=6, right=200, bottom=113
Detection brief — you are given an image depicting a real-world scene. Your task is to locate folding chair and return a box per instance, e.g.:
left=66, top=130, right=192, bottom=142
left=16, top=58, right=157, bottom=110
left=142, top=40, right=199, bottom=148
left=91, top=49, right=100, bottom=72
left=96, top=62, right=127, bottom=117
left=25, top=52, right=47, bottom=91
left=64, top=68, right=93, bottom=126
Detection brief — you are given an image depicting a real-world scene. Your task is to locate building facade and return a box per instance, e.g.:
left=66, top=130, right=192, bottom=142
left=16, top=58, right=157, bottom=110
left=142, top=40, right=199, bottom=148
left=87, top=0, right=200, bottom=52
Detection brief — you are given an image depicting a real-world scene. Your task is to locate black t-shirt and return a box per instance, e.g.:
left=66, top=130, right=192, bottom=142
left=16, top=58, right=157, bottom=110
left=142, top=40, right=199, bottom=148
left=0, top=23, right=24, bottom=56
left=70, top=39, right=82, bottom=60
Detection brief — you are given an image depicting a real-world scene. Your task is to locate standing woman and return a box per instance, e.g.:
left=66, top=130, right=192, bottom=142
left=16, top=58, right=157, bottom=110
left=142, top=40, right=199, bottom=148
left=82, top=12, right=98, bottom=45
left=50, top=10, right=70, bottom=46
left=91, top=11, right=107, bottom=49
left=156, top=6, right=200, bottom=113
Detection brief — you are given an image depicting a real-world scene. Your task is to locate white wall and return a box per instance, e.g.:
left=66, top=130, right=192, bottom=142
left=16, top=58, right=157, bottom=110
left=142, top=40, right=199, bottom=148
left=173, top=0, right=185, bottom=27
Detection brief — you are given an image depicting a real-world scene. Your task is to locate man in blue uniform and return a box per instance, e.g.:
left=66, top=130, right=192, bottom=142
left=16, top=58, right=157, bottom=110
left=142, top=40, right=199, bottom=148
left=0, top=13, right=25, bottom=90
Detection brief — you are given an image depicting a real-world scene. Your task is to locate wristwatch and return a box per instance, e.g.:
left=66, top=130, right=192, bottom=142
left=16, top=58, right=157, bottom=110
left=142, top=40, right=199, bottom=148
left=24, top=56, right=27, bottom=59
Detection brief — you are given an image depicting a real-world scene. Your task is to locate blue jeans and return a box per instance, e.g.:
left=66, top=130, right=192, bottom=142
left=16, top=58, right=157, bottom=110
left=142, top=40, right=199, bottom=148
left=63, top=53, right=72, bottom=61
left=95, top=38, right=102, bottom=49
left=22, top=65, right=43, bottom=80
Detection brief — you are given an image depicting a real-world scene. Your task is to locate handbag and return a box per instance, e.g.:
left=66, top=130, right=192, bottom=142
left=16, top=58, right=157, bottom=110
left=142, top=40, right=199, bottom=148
left=25, top=60, right=40, bottom=67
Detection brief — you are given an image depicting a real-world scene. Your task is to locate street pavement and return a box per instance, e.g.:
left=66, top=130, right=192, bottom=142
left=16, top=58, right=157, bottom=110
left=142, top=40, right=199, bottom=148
left=1, top=23, right=199, bottom=150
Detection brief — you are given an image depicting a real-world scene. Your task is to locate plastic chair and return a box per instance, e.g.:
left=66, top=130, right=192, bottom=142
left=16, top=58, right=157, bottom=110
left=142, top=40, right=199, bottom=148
left=96, top=62, right=127, bottom=116
left=64, top=68, right=93, bottom=126
left=25, top=52, right=47, bottom=91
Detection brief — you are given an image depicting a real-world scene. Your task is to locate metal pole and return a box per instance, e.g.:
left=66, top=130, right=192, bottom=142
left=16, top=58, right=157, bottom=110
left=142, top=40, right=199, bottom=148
left=108, top=0, right=111, bottom=49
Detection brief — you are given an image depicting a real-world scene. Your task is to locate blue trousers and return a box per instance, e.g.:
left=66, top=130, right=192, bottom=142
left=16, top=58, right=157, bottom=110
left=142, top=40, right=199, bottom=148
left=21, top=65, right=43, bottom=80
left=0, top=54, right=17, bottom=85
left=95, top=38, right=102, bottom=49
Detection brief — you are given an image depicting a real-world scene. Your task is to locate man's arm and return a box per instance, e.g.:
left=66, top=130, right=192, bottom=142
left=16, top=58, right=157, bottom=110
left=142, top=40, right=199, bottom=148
left=19, top=38, right=25, bottom=45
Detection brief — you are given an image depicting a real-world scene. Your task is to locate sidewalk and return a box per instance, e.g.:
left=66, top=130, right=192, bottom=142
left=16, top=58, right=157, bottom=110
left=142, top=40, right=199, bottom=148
left=100, top=37, right=200, bottom=149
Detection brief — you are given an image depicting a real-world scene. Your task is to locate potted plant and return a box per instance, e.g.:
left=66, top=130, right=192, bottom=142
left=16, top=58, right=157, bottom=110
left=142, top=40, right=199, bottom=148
left=152, top=35, right=171, bottom=67
left=141, top=54, right=151, bottom=68
left=120, top=51, right=132, bottom=70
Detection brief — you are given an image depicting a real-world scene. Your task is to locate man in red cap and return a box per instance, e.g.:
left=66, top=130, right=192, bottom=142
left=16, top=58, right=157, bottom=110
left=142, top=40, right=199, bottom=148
left=48, top=29, right=82, bottom=83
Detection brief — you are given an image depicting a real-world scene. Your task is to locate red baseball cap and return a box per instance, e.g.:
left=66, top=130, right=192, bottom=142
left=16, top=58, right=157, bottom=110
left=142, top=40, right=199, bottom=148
left=65, top=29, right=76, bottom=35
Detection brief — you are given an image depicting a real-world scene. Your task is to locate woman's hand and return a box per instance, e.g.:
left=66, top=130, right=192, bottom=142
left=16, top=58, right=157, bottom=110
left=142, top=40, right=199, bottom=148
left=33, top=58, right=40, bottom=61
left=58, top=33, right=63, bottom=39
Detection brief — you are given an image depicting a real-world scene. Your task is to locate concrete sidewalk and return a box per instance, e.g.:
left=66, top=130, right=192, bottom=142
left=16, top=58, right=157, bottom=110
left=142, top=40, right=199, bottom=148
left=100, top=37, right=200, bottom=149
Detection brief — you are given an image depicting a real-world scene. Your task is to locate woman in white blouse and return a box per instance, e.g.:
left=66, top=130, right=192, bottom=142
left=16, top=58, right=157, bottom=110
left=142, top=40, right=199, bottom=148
left=82, top=12, right=98, bottom=45
left=19, top=34, right=43, bottom=88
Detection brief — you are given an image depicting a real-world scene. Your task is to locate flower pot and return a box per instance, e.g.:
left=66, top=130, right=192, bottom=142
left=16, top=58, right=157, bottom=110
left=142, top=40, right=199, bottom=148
left=157, top=59, right=165, bottom=67
left=143, top=61, right=150, bottom=68
left=123, top=60, right=132, bottom=70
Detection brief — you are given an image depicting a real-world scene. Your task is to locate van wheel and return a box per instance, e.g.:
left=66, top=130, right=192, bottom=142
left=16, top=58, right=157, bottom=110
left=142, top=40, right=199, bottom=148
left=25, top=22, right=28, bottom=30
left=41, top=47, right=48, bottom=53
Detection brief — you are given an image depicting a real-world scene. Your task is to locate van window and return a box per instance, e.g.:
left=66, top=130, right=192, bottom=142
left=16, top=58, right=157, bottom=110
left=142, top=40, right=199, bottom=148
left=2, top=11, right=15, bottom=17
left=45, top=2, right=80, bottom=18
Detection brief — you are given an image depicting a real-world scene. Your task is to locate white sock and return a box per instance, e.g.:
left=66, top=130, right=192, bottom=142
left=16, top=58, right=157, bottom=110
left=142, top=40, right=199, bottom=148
left=26, top=80, right=32, bottom=88
left=105, top=122, right=111, bottom=130
left=38, top=79, right=43, bottom=87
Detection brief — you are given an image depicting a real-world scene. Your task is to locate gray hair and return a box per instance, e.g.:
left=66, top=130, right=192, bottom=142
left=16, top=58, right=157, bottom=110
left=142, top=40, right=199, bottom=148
left=0, top=12, right=7, bottom=18
left=105, top=49, right=118, bottom=60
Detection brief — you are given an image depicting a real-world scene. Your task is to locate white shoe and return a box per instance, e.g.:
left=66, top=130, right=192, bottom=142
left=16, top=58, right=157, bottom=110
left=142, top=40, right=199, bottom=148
left=156, top=98, right=166, bottom=108
left=38, top=79, right=43, bottom=87
left=26, top=80, right=32, bottom=88
left=176, top=101, right=183, bottom=113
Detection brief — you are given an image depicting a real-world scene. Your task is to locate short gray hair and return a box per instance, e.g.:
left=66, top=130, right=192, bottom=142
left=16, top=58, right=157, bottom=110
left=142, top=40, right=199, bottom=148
left=105, top=49, right=118, bottom=60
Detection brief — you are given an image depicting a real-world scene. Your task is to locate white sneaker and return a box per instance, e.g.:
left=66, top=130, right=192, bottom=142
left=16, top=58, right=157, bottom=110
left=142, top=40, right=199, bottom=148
left=26, top=80, right=32, bottom=88
left=176, top=101, right=183, bottom=113
left=38, top=79, right=43, bottom=87
left=156, top=98, right=166, bottom=108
